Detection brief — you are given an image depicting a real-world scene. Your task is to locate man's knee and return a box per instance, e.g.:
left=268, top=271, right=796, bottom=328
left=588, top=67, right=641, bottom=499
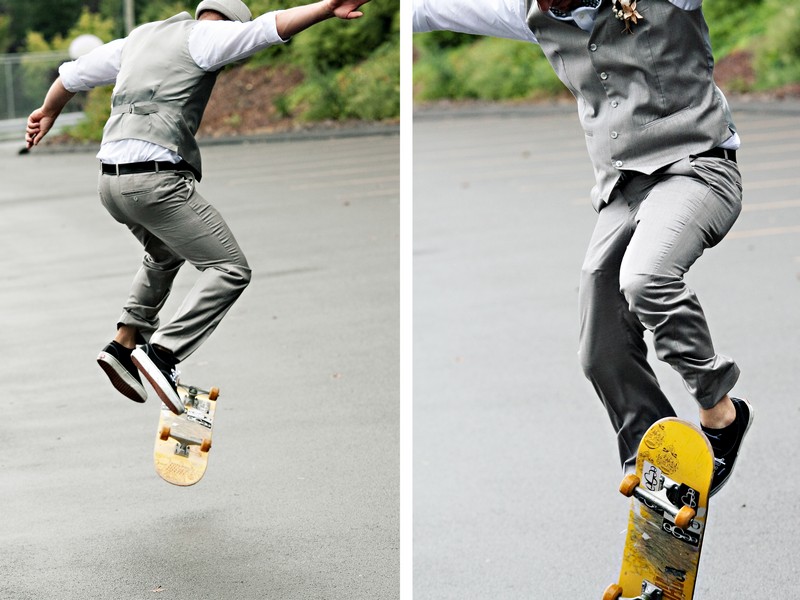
left=578, top=341, right=601, bottom=382
left=618, top=270, right=660, bottom=315
left=209, top=263, right=251, bottom=302
left=226, top=263, right=252, bottom=291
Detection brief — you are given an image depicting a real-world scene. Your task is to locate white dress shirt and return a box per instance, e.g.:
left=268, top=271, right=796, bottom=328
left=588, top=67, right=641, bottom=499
left=412, top=0, right=739, bottom=149
left=58, top=12, right=286, bottom=164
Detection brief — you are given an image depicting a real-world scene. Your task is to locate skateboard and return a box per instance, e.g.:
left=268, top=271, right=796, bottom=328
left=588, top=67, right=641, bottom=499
left=603, top=418, right=715, bottom=600
left=154, top=383, right=219, bottom=486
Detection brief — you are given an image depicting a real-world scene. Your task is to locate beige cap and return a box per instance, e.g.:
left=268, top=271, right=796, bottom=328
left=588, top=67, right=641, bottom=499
left=195, top=0, right=252, bottom=22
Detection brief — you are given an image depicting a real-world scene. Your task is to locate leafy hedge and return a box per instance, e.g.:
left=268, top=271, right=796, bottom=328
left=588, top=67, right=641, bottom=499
left=245, top=0, right=399, bottom=121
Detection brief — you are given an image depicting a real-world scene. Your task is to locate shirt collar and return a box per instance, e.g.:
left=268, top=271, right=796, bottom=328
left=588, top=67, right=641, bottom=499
left=549, top=0, right=602, bottom=32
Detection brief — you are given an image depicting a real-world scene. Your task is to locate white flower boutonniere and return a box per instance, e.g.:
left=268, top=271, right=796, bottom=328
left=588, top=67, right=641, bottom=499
left=612, top=0, right=643, bottom=33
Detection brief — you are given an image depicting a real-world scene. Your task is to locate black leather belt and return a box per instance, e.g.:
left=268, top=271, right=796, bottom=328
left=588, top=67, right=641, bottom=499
left=101, top=160, right=192, bottom=175
left=695, top=147, right=737, bottom=163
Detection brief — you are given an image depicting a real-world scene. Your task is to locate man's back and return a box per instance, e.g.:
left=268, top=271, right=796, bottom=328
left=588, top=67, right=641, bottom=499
left=104, top=13, right=219, bottom=177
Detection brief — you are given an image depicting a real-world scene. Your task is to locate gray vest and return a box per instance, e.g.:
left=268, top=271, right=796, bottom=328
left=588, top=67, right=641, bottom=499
left=527, top=1, right=736, bottom=210
left=102, top=12, right=218, bottom=179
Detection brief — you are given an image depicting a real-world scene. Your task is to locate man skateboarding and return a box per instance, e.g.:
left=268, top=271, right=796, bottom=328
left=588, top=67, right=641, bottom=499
left=412, top=0, right=753, bottom=494
left=25, top=0, right=371, bottom=414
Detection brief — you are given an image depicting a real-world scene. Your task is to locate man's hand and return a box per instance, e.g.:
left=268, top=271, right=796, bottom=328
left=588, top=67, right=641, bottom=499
left=327, top=0, right=370, bottom=20
left=25, top=108, right=56, bottom=149
left=23, top=77, right=75, bottom=150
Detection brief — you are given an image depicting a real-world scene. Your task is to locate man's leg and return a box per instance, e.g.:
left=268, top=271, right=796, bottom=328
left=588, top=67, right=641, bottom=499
left=140, top=174, right=252, bottom=361
left=126, top=171, right=250, bottom=413
left=578, top=181, right=677, bottom=472
left=101, top=224, right=187, bottom=407
left=114, top=324, right=139, bottom=348
left=97, top=173, right=185, bottom=403
left=104, top=169, right=251, bottom=360
left=619, top=156, right=751, bottom=493
left=98, top=170, right=250, bottom=411
left=619, top=159, right=741, bottom=411
left=119, top=224, right=186, bottom=342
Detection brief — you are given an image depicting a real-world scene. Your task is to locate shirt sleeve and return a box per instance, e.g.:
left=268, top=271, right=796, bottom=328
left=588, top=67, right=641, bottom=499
left=58, top=38, right=125, bottom=92
left=412, top=0, right=538, bottom=44
left=188, top=11, right=287, bottom=72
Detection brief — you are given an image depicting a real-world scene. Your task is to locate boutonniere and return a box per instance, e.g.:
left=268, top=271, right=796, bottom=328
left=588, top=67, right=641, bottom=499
left=612, top=0, right=643, bottom=33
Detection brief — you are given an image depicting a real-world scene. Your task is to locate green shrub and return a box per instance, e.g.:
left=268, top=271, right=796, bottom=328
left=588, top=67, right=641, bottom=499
left=326, top=38, right=399, bottom=120
left=246, top=0, right=399, bottom=73
left=752, top=0, right=800, bottom=89
left=290, top=0, right=397, bottom=72
left=414, top=36, right=565, bottom=102
left=702, top=0, right=768, bottom=56
left=286, top=36, right=399, bottom=121
left=64, top=85, right=113, bottom=142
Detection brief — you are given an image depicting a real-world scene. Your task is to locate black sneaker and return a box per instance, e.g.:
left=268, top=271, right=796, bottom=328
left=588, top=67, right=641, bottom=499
left=131, top=344, right=184, bottom=415
left=97, top=341, right=147, bottom=403
left=704, top=397, right=753, bottom=497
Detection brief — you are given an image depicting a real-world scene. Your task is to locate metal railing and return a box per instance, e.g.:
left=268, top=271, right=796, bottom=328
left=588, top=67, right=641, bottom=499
left=0, top=51, right=86, bottom=120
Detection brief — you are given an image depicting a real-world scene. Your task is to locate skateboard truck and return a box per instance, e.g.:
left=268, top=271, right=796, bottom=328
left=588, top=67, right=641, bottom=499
left=183, top=386, right=205, bottom=408
left=159, top=426, right=212, bottom=454
left=619, top=473, right=696, bottom=529
left=637, top=581, right=663, bottom=600
left=603, top=580, right=663, bottom=600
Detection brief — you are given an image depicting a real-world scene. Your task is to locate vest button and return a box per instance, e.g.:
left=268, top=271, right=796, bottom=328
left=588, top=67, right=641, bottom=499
left=614, top=160, right=624, bottom=168
left=611, top=100, right=619, bottom=108
left=600, top=72, right=608, bottom=80
left=611, top=131, right=619, bottom=139
left=589, top=43, right=598, bottom=52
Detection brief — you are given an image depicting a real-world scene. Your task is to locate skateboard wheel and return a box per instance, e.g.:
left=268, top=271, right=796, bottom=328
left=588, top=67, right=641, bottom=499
left=675, top=505, right=696, bottom=529
left=602, top=583, right=623, bottom=600
left=200, top=438, right=212, bottom=453
left=619, top=474, right=640, bottom=497
left=159, top=426, right=171, bottom=441
left=208, top=387, right=219, bottom=400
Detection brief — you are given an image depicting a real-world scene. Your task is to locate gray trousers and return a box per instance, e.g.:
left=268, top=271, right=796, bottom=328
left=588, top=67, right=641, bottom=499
left=98, top=168, right=251, bottom=361
left=578, top=155, right=743, bottom=470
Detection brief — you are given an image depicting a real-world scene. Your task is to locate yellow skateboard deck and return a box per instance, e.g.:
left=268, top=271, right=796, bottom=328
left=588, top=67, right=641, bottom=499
left=154, top=383, right=218, bottom=486
left=603, top=418, right=714, bottom=600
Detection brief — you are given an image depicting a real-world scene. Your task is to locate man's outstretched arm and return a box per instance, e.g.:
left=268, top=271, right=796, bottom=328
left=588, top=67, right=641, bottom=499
left=276, top=0, right=370, bottom=39
left=25, top=77, right=75, bottom=149
left=25, top=37, right=123, bottom=149
left=412, top=0, right=538, bottom=43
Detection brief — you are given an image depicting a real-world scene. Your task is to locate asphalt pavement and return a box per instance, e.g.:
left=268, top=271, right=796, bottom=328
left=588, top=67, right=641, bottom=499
left=2, top=99, right=797, bottom=600
left=413, top=101, right=800, bottom=599
left=0, top=130, right=399, bottom=599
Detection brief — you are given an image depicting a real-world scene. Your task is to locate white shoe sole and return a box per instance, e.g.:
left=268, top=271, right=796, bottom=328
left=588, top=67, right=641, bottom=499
left=97, top=352, right=147, bottom=403
left=131, top=348, right=184, bottom=415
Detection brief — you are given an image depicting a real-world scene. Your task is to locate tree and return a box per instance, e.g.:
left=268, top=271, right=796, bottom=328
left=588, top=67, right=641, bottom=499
left=8, top=0, right=83, bottom=49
